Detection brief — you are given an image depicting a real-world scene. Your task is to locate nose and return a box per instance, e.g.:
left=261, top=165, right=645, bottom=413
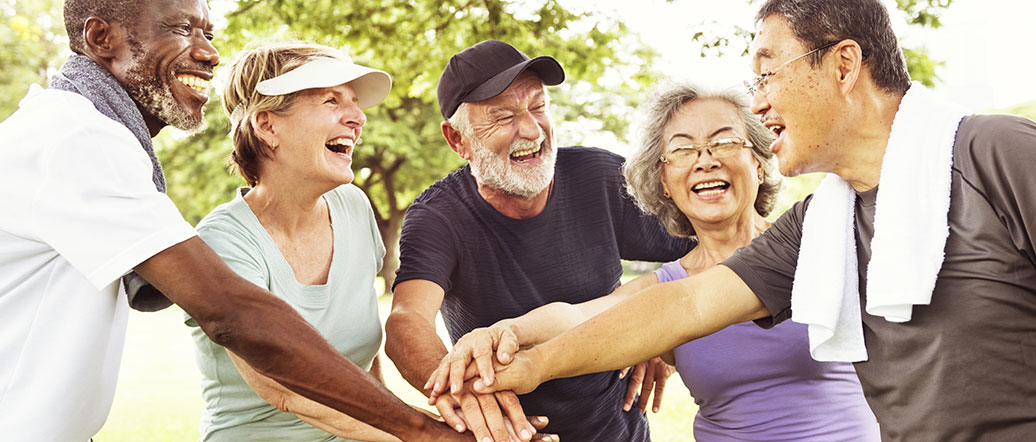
left=515, top=111, right=542, bottom=140
left=750, top=89, right=769, bottom=116
left=693, top=149, right=721, bottom=172
left=191, top=37, right=220, bottom=68
left=340, top=102, right=367, bottom=128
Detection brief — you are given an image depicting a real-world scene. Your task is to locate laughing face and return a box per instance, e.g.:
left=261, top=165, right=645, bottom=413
left=114, top=0, right=218, bottom=133
left=263, top=83, right=366, bottom=187
left=748, top=15, right=843, bottom=177
left=661, top=98, right=762, bottom=229
left=463, top=71, right=556, bottom=199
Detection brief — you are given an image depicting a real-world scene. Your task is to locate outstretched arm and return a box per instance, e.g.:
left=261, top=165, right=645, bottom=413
left=135, top=237, right=471, bottom=442
left=227, top=351, right=404, bottom=442
left=428, top=272, right=660, bottom=398
left=477, top=265, right=770, bottom=395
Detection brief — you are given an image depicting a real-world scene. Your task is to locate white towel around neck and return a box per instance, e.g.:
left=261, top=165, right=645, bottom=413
left=790, top=82, right=968, bottom=362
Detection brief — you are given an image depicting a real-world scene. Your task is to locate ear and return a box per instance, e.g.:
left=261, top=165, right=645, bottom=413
left=252, top=110, right=280, bottom=149
left=441, top=121, right=472, bottom=160
left=659, top=175, right=672, bottom=198
left=833, top=40, right=864, bottom=97
left=82, top=16, right=121, bottom=61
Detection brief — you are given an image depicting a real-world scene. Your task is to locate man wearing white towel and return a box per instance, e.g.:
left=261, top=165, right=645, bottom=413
left=466, top=1, right=1036, bottom=441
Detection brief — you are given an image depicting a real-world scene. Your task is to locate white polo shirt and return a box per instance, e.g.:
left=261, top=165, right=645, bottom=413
left=0, top=86, right=196, bottom=441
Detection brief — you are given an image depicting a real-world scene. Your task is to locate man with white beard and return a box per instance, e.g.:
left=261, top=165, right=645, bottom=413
left=385, top=40, right=694, bottom=442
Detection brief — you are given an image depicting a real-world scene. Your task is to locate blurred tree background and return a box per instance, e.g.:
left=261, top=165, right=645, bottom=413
left=7, top=0, right=1031, bottom=290
left=184, top=0, right=660, bottom=290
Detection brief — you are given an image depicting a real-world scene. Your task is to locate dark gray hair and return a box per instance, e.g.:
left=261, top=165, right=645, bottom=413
left=756, top=0, right=910, bottom=95
left=64, top=0, right=143, bottom=55
left=623, top=83, right=782, bottom=238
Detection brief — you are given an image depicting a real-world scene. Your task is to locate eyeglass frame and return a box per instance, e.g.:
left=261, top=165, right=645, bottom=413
left=744, top=40, right=839, bottom=96
left=659, top=137, right=754, bottom=167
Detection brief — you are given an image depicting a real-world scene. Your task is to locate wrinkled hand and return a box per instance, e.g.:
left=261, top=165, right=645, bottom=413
left=619, top=357, right=676, bottom=414
left=433, top=379, right=552, bottom=442
left=472, top=348, right=548, bottom=396
left=427, top=325, right=521, bottom=402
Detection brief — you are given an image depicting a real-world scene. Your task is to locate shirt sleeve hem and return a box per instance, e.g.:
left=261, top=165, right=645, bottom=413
left=85, top=222, right=197, bottom=291
left=720, top=260, right=788, bottom=329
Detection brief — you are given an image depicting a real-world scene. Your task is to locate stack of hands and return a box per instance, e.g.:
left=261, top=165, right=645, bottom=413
left=424, top=322, right=676, bottom=442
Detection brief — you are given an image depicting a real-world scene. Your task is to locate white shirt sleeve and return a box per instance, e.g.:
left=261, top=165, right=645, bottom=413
left=28, top=106, right=195, bottom=290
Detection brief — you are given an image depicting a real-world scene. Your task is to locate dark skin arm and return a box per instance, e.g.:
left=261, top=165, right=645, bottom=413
left=135, top=237, right=472, bottom=442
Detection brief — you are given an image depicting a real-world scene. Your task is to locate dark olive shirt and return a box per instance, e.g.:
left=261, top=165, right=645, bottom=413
left=724, top=115, right=1036, bottom=441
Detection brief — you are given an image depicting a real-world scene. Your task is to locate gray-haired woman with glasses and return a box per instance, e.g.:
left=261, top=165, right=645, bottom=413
left=427, top=82, right=879, bottom=441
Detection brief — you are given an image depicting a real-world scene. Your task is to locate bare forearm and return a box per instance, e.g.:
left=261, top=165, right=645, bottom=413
left=228, top=351, right=402, bottom=442
left=502, top=302, right=588, bottom=347
left=207, top=285, right=436, bottom=438
left=506, top=273, right=660, bottom=346
left=385, top=311, right=449, bottom=394
left=535, top=266, right=767, bottom=381
left=136, top=239, right=441, bottom=440
left=299, top=413, right=402, bottom=442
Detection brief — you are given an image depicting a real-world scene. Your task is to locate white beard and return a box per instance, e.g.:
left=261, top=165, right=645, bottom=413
left=468, top=130, right=555, bottom=199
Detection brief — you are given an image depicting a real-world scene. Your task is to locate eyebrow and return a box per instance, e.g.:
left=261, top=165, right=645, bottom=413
left=530, top=89, right=546, bottom=103
left=668, top=126, right=736, bottom=145
left=752, top=47, right=776, bottom=67
left=488, top=88, right=548, bottom=113
left=164, top=11, right=213, bottom=30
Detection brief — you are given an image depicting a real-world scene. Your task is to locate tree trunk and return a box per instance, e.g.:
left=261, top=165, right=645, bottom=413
left=378, top=214, right=403, bottom=295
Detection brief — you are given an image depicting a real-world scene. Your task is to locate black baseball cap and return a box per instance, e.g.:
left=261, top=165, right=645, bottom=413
left=437, top=40, right=565, bottom=119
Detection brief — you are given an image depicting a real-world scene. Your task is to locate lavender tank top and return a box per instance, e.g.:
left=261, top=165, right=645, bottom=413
left=656, top=261, right=880, bottom=441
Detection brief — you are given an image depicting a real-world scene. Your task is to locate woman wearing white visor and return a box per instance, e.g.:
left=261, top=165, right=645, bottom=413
left=184, top=42, right=512, bottom=442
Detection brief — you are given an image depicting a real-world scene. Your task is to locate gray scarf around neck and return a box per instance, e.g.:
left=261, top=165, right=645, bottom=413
left=50, top=54, right=166, bottom=192
left=50, top=54, right=172, bottom=311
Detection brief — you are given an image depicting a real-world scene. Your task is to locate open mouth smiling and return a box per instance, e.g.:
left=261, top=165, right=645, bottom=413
left=693, top=180, right=730, bottom=197
left=510, top=145, right=542, bottom=162
left=176, top=73, right=210, bottom=94
left=326, top=137, right=354, bottom=157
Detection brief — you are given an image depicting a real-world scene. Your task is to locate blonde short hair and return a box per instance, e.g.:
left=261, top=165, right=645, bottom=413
left=222, top=42, right=350, bottom=186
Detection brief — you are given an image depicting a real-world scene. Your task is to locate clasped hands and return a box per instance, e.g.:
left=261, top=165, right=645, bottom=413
left=426, top=323, right=675, bottom=440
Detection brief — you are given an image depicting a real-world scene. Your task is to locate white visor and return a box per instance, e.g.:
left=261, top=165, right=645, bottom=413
left=255, top=57, right=392, bottom=109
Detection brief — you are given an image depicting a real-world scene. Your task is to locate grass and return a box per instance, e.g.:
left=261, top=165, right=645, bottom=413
left=94, top=294, right=697, bottom=442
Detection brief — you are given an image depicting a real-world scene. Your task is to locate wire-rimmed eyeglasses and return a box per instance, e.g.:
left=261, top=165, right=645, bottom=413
left=659, top=137, right=754, bottom=168
left=744, top=41, right=839, bottom=96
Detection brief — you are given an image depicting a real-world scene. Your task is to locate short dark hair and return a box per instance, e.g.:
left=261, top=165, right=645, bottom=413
left=756, top=0, right=911, bottom=95
left=64, top=0, right=144, bottom=54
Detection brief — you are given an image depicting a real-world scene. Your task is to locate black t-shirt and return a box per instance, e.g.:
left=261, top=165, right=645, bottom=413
left=725, top=115, right=1036, bottom=441
left=396, top=146, right=694, bottom=441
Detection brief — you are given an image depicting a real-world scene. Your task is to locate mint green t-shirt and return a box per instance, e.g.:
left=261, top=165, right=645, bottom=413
left=187, top=185, right=385, bottom=442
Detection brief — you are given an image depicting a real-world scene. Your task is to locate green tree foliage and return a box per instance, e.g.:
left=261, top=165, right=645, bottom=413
left=0, top=0, right=67, bottom=117
left=163, top=0, right=660, bottom=290
left=0, top=0, right=961, bottom=289
left=996, top=100, right=1036, bottom=123
left=690, top=0, right=953, bottom=87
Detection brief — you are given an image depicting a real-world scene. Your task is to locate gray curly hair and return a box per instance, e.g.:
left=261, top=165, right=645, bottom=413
left=623, top=83, right=782, bottom=238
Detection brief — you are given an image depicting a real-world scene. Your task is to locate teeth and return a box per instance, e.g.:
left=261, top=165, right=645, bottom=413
left=693, top=181, right=727, bottom=191
left=769, top=125, right=785, bottom=136
left=510, top=146, right=539, bottom=158
left=698, top=188, right=726, bottom=196
left=176, top=74, right=209, bottom=93
left=327, top=138, right=354, bottom=147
